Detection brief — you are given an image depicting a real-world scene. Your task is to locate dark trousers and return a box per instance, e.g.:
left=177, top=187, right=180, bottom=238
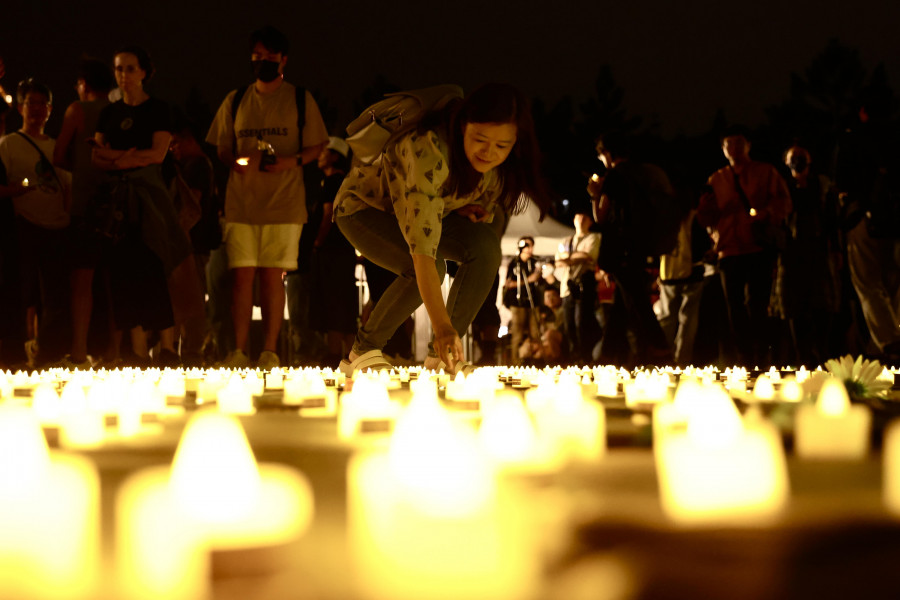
left=563, top=279, right=601, bottom=365
left=719, top=251, right=776, bottom=366
left=599, top=261, right=672, bottom=367
left=16, top=219, right=71, bottom=364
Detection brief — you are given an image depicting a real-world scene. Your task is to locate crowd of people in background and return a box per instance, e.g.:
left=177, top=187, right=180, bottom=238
left=0, top=28, right=898, bottom=372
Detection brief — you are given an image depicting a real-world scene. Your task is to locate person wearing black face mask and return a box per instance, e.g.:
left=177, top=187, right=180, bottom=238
left=251, top=59, right=281, bottom=84
left=206, top=25, right=329, bottom=370
left=771, top=144, right=841, bottom=367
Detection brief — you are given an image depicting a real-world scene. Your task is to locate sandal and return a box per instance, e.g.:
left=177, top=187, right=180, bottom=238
left=339, top=350, right=394, bottom=377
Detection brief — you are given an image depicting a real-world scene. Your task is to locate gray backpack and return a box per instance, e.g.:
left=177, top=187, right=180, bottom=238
left=345, top=84, right=463, bottom=165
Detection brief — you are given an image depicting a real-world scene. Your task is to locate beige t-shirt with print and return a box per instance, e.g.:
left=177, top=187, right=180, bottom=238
left=206, top=81, right=328, bottom=225
left=334, top=129, right=501, bottom=258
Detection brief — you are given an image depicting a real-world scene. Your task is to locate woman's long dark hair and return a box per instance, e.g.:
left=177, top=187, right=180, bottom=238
left=424, top=83, right=550, bottom=218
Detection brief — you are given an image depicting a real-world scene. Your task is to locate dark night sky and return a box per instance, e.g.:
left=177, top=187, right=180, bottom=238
left=2, top=0, right=899, bottom=137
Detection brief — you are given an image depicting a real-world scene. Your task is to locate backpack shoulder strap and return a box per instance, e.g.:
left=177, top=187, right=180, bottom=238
left=295, top=85, right=306, bottom=146
left=230, top=85, right=250, bottom=156
left=14, top=131, right=61, bottom=186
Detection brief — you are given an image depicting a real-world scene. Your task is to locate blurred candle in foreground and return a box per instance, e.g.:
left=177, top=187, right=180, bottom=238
left=533, top=374, right=606, bottom=463
left=116, top=469, right=208, bottom=600
left=348, top=379, right=534, bottom=600
left=0, top=405, right=100, bottom=599
left=117, top=411, right=313, bottom=598
left=881, top=418, right=900, bottom=514
left=169, top=411, right=314, bottom=549
left=794, top=377, right=871, bottom=460
left=655, top=384, right=788, bottom=525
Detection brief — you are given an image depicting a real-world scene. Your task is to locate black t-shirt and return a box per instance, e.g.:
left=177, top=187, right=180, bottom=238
left=96, top=97, right=171, bottom=150
left=503, top=256, right=539, bottom=308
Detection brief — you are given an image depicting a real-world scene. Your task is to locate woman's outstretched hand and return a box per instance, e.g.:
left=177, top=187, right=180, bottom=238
left=433, top=323, right=463, bottom=372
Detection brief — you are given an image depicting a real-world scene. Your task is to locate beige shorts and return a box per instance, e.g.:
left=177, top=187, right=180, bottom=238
left=224, top=222, right=303, bottom=270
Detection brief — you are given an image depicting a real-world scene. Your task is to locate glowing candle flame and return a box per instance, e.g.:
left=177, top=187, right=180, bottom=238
left=389, top=378, right=493, bottom=517
left=817, top=378, right=850, bottom=417
left=686, top=385, right=743, bottom=449
left=170, top=412, right=261, bottom=524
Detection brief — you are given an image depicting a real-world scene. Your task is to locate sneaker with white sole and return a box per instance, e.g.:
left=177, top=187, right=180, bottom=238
left=257, top=350, right=280, bottom=370
left=338, top=349, right=393, bottom=377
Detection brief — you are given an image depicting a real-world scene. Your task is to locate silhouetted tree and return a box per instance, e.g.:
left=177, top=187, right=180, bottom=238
left=579, top=65, right=643, bottom=138
left=764, top=39, right=894, bottom=164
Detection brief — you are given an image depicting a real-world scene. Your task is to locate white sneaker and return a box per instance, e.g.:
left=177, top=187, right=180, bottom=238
left=257, top=350, right=280, bottom=370
left=338, top=350, right=393, bottom=377
left=220, top=349, right=251, bottom=369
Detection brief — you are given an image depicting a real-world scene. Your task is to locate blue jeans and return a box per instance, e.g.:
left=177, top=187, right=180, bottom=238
left=336, top=208, right=501, bottom=356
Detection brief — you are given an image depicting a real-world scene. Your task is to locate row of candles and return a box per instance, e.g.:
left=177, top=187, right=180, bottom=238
left=0, top=362, right=898, bottom=599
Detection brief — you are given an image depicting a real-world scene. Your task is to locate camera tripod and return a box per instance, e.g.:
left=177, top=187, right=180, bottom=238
left=514, top=260, right=545, bottom=340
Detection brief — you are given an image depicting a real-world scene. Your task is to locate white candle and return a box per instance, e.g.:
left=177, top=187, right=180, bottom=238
left=116, top=469, right=209, bottom=600
left=655, top=384, right=789, bottom=525
left=284, top=370, right=337, bottom=415
left=778, top=376, right=803, bottom=402
left=348, top=380, right=535, bottom=600
left=216, top=373, right=254, bottom=414
left=59, top=380, right=105, bottom=448
left=338, top=373, right=399, bottom=439
left=752, top=373, right=776, bottom=401
left=479, top=391, right=542, bottom=469
left=531, top=374, right=605, bottom=463
left=0, top=405, right=100, bottom=599
left=265, top=367, right=284, bottom=390
left=881, top=419, right=900, bottom=514
left=794, top=377, right=871, bottom=459
left=168, top=412, right=314, bottom=549
left=117, top=411, right=314, bottom=598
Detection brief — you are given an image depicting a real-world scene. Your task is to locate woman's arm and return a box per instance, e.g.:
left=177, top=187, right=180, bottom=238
left=412, top=253, right=462, bottom=370
left=92, top=131, right=172, bottom=170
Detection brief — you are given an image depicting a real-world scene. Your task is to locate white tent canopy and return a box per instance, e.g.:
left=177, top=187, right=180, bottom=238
left=501, top=200, right=575, bottom=257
